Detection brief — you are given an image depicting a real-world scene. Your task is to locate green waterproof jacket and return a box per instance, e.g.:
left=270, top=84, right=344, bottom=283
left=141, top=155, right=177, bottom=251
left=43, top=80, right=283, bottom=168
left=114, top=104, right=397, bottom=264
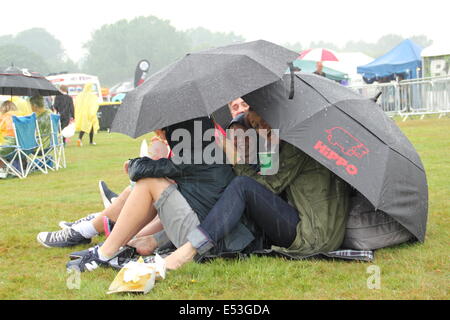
left=233, top=141, right=350, bottom=257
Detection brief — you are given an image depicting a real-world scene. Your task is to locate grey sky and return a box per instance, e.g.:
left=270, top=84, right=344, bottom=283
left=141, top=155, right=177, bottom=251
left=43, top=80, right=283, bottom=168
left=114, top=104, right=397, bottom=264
left=2, top=0, right=448, bottom=60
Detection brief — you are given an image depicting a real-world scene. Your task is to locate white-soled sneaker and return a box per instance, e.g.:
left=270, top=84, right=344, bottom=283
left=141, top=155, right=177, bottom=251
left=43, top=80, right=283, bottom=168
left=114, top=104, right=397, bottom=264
left=37, top=228, right=91, bottom=248
left=67, top=245, right=109, bottom=272
left=58, top=213, right=98, bottom=229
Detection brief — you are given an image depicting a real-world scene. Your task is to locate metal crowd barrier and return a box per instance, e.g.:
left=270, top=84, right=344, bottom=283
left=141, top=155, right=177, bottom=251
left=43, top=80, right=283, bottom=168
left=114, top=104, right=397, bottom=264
left=349, top=76, right=450, bottom=121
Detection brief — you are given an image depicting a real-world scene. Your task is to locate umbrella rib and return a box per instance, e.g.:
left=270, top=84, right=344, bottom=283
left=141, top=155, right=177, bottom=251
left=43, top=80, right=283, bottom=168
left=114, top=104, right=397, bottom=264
left=195, top=52, right=284, bottom=80
left=187, top=53, right=283, bottom=115
left=185, top=56, right=212, bottom=116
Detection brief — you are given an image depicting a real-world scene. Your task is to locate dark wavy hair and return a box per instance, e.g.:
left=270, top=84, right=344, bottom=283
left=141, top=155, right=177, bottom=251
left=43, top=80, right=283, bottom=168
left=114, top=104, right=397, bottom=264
left=164, top=117, right=217, bottom=164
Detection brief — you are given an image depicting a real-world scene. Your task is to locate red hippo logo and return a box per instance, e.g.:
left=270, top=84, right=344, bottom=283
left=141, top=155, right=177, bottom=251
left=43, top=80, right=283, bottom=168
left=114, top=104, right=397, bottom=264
left=326, top=127, right=369, bottom=159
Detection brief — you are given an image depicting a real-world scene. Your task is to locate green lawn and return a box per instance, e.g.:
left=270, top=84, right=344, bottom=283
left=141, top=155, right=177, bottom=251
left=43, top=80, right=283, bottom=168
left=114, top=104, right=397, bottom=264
left=0, top=118, right=449, bottom=300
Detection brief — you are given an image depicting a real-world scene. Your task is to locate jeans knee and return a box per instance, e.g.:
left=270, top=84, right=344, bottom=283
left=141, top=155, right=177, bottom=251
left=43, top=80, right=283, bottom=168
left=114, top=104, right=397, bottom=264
left=230, top=176, right=254, bottom=191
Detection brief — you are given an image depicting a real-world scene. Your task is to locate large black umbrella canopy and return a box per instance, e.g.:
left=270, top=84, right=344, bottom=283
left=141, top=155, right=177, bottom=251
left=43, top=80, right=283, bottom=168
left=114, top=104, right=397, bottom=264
left=111, top=40, right=299, bottom=138
left=0, top=67, right=61, bottom=96
left=242, top=73, right=428, bottom=242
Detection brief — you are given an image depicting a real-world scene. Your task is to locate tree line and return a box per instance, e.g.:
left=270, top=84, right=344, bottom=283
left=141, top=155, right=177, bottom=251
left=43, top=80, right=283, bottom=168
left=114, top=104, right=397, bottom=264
left=0, top=16, right=433, bottom=87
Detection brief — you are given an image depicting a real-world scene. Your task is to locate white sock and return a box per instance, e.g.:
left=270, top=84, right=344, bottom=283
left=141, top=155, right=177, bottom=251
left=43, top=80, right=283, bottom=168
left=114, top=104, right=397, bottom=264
left=97, top=247, right=113, bottom=261
left=72, top=220, right=99, bottom=239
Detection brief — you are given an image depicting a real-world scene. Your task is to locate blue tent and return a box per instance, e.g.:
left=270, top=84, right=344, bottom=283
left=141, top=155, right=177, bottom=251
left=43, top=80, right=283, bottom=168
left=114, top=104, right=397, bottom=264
left=357, top=39, right=423, bottom=83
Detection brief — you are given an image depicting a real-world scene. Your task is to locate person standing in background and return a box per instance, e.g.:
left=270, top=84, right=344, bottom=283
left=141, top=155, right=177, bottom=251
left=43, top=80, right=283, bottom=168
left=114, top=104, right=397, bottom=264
left=313, top=61, right=326, bottom=77
left=75, top=83, right=99, bottom=146
left=53, top=85, right=74, bottom=145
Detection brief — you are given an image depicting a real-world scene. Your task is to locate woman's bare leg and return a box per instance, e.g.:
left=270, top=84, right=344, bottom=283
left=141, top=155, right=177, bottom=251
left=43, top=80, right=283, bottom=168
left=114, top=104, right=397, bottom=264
left=99, top=178, right=172, bottom=257
left=134, top=216, right=164, bottom=238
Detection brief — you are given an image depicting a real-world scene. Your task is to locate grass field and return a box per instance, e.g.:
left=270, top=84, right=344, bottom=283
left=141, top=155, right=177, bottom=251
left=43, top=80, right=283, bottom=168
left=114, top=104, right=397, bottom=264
left=0, top=118, right=449, bottom=300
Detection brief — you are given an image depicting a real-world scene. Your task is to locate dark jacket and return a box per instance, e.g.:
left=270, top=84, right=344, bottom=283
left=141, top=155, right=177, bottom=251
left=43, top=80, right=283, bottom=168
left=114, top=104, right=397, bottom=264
left=128, top=157, right=235, bottom=221
left=53, top=94, right=74, bottom=128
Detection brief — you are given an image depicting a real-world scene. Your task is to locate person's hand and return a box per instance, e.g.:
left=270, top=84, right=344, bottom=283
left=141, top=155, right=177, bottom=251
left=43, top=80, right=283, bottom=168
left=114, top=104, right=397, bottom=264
left=123, top=160, right=130, bottom=174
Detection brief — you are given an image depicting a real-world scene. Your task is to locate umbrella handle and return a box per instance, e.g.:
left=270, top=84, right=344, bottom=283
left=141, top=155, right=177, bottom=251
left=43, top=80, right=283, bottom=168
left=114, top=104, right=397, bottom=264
left=287, top=62, right=295, bottom=99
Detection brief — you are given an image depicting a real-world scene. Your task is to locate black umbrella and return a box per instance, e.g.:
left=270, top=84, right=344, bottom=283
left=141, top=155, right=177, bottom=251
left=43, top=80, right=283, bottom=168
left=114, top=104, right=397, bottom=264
left=242, top=73, right=428, bottom=242
left=111, top=40, right=299, bottom=138
left=0, top=66, right=61, bottom=96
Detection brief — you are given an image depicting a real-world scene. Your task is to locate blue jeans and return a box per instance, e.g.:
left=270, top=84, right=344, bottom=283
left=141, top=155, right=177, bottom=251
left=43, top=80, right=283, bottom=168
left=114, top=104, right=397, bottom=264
left=187, top=176, right=300, bottom=254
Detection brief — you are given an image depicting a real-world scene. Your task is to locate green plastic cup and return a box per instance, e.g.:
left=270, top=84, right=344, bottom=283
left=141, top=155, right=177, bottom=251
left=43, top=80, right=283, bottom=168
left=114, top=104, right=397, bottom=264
left=258, top=152, right=274, bottom=175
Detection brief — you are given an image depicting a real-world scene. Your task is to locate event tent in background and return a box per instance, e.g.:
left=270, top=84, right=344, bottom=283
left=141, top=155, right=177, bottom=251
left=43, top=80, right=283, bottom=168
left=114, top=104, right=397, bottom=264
left=421, top=43, right=450, bottom=78
left=325, top=52, right=374, bottom=86
left=357, top=39, right=423, bottom=84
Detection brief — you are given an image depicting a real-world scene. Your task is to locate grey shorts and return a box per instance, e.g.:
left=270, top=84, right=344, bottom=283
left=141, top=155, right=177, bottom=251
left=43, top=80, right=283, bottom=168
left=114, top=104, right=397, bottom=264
left=152, top=184, right=200, bottom=249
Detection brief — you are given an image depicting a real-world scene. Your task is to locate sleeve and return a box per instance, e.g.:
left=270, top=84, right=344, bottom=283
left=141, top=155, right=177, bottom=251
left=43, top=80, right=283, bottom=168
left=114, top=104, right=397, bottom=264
left=52, top=97, right=60, bottom=113
left=68, top=96, right=75, bottom=118
left=233, top=142, right=309, bottom=194
left=128, top=156, right=186, bottom=182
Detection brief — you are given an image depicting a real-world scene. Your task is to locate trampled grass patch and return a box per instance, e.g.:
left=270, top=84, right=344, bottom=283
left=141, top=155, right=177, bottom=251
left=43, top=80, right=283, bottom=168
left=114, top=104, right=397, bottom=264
left=0, top=118, right=449, bottom=300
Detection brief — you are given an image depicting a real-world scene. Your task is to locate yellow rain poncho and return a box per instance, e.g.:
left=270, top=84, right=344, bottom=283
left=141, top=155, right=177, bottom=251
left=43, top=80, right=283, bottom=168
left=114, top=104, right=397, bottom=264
left=0, top=110, right=20, bottom=154
left=11, top=97, right=32, bottom=115
left=74, top=83, right=99, bottom=134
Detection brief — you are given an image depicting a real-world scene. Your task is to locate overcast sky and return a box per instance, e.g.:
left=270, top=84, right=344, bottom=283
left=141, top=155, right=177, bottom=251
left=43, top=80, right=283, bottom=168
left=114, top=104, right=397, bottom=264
left=2, top=0, right=448, bottom=60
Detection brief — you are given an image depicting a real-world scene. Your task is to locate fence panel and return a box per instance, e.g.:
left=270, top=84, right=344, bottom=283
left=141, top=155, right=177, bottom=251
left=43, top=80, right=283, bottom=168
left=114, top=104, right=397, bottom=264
left=348, top=76, right=450, bottom=119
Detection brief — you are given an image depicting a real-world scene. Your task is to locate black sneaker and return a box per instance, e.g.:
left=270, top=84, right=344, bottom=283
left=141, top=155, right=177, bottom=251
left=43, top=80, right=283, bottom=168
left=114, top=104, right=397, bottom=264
left=68, top=242, right=104, bottom=260
left=37, top=228, right=91, bottom=248
left=67, top=245, right=137, bottom=272
left=58, top=213, right=98, bottom=229
left=68, top=243, right=137, bottom=263
left=67, top=245, right=109, bottom=272
left=99, top=180, right=119, bottom=209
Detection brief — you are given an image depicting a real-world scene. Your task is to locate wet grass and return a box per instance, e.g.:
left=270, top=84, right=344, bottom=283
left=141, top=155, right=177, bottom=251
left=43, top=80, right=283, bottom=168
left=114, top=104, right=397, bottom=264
left=0, top=118, right=449, bottom=300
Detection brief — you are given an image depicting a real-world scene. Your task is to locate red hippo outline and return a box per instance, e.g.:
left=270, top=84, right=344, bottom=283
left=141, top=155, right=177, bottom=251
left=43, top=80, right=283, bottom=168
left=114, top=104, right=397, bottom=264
left=325, top=127, right=369, bottom=159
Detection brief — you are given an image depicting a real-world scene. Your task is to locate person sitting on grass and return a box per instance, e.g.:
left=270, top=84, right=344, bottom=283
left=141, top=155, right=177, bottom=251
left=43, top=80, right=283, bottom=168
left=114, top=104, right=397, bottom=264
left=54, top=108, right=349, bottom=272
left=36, top=128, right=182, bottom=250
left=35, top=102, right=242, bottom=253
left=117, top=110, right=351, bottom=270
left=0, top=101, right=20, bottom=164
left=30, top=95, right=53, bottom=150
left=38, top=117, right=259, bottom=272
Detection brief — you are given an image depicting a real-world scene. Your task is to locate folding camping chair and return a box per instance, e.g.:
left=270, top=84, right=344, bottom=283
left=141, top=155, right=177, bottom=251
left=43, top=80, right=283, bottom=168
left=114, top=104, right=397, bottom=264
left=42, top=114, right=66, bottom=171
left=0, top=135, right=23, bottom=179
left=8, top=113, right=48, bottom=178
